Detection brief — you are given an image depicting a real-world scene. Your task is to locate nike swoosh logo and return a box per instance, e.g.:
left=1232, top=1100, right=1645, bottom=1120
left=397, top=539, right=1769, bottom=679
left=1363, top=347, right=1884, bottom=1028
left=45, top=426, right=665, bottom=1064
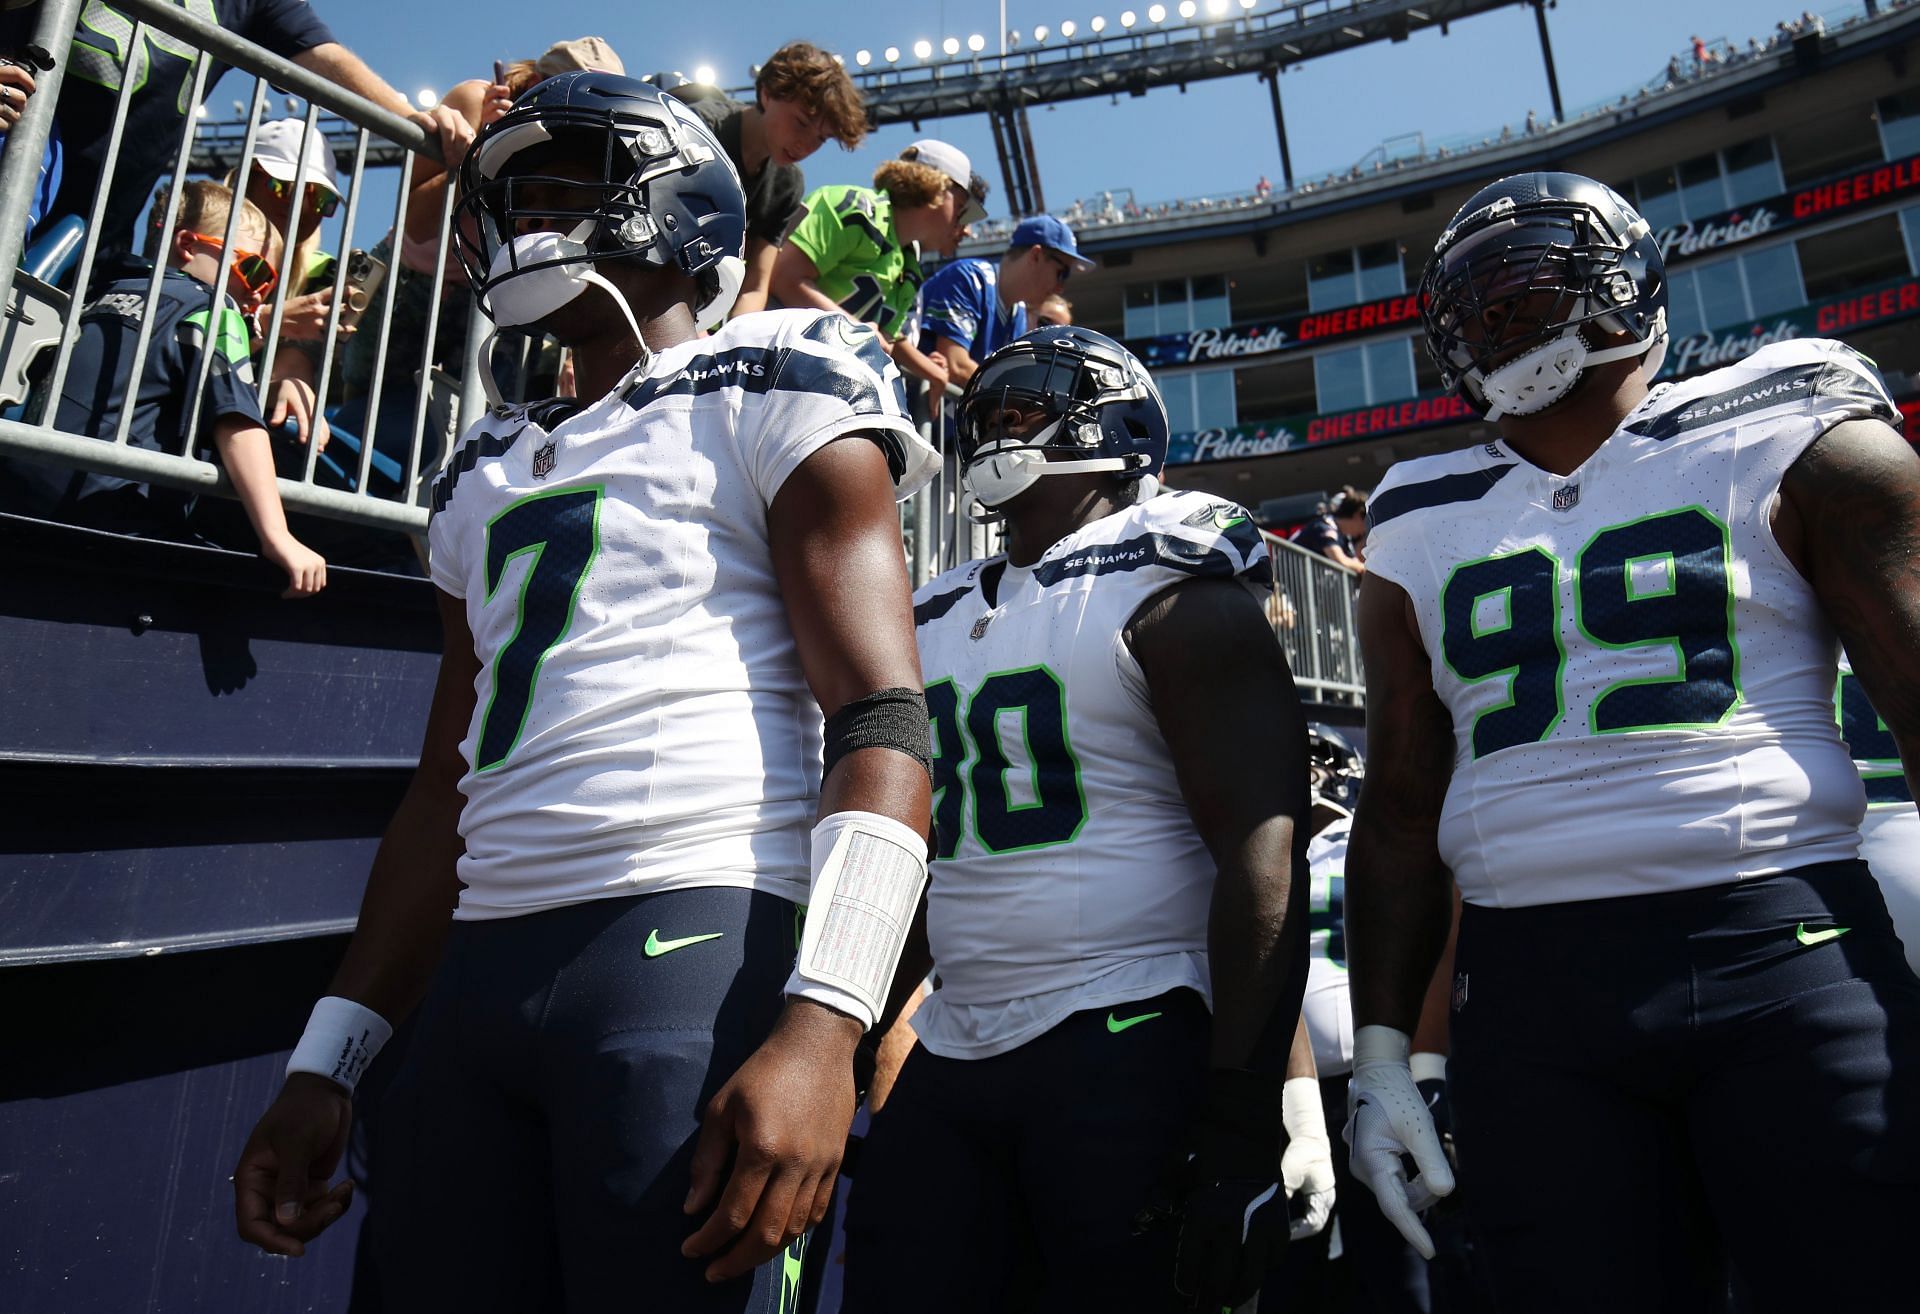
left=1795, top=923, right=1850, bottom=947
left=1214, top=512, right=1248, bottom=530
left=644, top=930, right=725, bottom=958
left=1106, top=1010, right=1163, bottom=1034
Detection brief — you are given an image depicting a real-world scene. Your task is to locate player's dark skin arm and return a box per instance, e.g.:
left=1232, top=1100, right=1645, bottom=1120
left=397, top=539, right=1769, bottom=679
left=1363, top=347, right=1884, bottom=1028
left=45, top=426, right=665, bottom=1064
left=1345, top=575, right=1459, bottom=1036
left=234, top=588, right=477, bottom=1256
left=1776, top=416, right=1920, bottom=798
left=1126, top=578, right=1311, bottom=1069
left=682, top=435, right=933, bottom=1282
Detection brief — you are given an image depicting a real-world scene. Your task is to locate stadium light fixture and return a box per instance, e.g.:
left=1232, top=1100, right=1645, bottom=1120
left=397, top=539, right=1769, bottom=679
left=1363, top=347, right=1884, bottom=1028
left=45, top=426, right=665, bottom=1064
left=693, top=65, right=716, bottom=85
left=1240, top=0, right=1256, bottom=8
left=1148, top=4, right=1166, bottom=22
left=914, top=38, right=933, bottom=59
left=415, top=88, right=438, bottom=108
left=856, top=49, right=871, bottom=66
left=885, top=46, right=901, bottom=62
left=942, top=36, right=960, bottom=56
left=1207, top=0, right=1229, bottom=13
left=968, top=33, right=986, bottom=52
left=1179, top=1, right=1197, bottom=17
left=1120, top=11, right=1137, bottom=28
left=1090, top=15, right=1107, bottom=32
left=1034, top=24, right=1050, bottom=41
left=1060, top=20, right=1077, bottom=37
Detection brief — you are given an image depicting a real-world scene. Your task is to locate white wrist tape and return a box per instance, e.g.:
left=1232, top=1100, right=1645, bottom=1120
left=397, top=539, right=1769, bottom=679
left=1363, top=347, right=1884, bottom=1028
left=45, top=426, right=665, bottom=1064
left=785, top=810, right=929, bottom=1033
left=1352, top=1024, right=1413, bottom=1070
left=286, top=995, right=393, bottom=1094
left=1282, top=1076, right=1328, bottom=1144
left=1410, top=1051, right=1449, bottom=1084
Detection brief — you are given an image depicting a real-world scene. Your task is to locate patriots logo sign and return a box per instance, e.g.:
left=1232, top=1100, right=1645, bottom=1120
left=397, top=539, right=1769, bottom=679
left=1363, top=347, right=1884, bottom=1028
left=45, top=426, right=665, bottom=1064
left=1551, top=483, right=1580, bottom=512
left=531, top=441, right=556, bottom=480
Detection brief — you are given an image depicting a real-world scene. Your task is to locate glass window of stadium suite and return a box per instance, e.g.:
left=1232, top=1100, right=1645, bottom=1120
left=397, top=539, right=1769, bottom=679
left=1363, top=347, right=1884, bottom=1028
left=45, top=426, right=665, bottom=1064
left=1903, top=204, right=1920, bottom=276
left=1124, top=274, right=1231, bottom=336
left=1797, top=213, right=1913, bottom=301
left=1879, top=90, right=1920, bottom=160
left=1667, top=245, right=1806, bottom=339
left=1314, top=338, right=1417, bottom=413
left=1232, top=356, right=1317, bottom=424
left=1629, top=137, right=1782, bottom=229
left=1306, top=241, right=1405, bottom=311
left=1161, top=368, right=1237, bottom=432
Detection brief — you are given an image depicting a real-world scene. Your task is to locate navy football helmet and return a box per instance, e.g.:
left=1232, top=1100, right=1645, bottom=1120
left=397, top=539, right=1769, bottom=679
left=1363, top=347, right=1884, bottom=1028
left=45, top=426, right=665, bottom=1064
left=955, top=326, right=1168, bottom=512
left=1419, top=172, right=1668, bottom=420
left=452, top=72, right=747, bottom=328
left=1307, top=724, right=1363, bottom=827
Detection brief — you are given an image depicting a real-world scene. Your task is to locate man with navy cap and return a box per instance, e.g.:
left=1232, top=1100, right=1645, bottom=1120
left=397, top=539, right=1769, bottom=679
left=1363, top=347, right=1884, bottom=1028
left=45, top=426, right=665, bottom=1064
left=917, top=214, right=1092, bottom=388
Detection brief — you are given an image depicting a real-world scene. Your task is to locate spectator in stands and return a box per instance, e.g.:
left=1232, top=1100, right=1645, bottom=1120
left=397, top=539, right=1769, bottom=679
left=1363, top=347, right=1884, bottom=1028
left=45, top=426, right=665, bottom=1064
left=1291, top=486, right=1368, bottom=574
left=13, top=181, right=325, bottom=595
left=773, top=142, right=982, bottom=358
left=916, top=215, right=1089, bottom=388
left=1032, top=292, right=1073, bottom=327
left=0, top=45, right=57, bottom=234
left=0, top=0, right=468, bottom=253
left=672, top=42, right=868, bottom=316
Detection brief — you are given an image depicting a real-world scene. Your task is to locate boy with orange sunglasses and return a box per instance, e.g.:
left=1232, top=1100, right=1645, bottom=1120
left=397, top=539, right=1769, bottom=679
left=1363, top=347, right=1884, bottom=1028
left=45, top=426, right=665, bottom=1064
left=24, top=180, right=325, bottom=596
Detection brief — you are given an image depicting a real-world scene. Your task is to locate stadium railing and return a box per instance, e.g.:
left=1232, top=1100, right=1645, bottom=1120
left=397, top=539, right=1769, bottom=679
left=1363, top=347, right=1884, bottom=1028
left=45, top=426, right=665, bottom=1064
left=1264, top=528, right=1364, bottom=704
left=0, top=0, right=487, bottom=536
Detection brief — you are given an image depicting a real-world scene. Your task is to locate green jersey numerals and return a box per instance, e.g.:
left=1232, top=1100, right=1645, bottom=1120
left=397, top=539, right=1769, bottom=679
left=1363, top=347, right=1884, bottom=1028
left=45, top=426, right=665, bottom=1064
left=927, top=666, right=1087, bottom=859
left=476, top=487, right=603, bottom=771
left=1442, top=506, right=1740, bottom=760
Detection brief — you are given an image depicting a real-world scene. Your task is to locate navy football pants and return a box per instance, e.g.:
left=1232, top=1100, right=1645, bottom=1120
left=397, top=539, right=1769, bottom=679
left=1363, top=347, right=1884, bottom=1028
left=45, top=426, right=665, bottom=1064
left=840, top=988, right=1210, bottom=1314
left=1449, top=861, right=1920, bottom=1314
left=361, top=886, right=807, bottom=1313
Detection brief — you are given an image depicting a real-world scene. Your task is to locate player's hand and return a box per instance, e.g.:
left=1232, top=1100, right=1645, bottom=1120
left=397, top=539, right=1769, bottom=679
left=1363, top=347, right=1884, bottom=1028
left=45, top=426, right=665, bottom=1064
left=268, top=375, right=330, bottom=453
left=1345, top=1026, right=1455, bottom=1260
left=1280, top=1076, right=1336, bottom=1241
left=263, top=532, right=328, bottom=598
left=682, top=998, right=860, bottom=1283
left=233, top=1072, right=355, bottom=1256
left=1171, top=1069, right=1288, bottom=1310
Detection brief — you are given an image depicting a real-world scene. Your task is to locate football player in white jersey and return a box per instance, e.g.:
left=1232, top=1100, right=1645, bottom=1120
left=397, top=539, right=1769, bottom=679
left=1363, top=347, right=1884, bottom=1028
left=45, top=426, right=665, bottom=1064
left=232, top=75, right=940, bottom=1312
left=1343, top=172, right=1920, bottom=1312
left=839, top=328, right=1316, bottom=1313
left=1839, top=659, right=1920, bottom=976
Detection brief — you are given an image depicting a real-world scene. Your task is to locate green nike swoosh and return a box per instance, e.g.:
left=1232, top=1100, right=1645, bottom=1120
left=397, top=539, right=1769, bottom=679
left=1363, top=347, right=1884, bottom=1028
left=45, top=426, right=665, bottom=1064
left=1106, top=1010, right=1163, bottom=1034
left=1795, top=923, right=1851, bottom=947
left=644, top=930, right=725, bottom=958
left=1213, top=512, right=1248, bottom=530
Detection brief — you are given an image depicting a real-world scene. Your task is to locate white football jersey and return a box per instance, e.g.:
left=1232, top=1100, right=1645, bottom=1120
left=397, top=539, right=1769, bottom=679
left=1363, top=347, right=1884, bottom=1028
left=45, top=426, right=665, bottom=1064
left=1839, top=658, right=1920, bottom=975
left=1365, top=338, right=1896, bottom=908
left=908, top=490, right=1271, bottom=1059
left=427, top=309, right=936, bottom=920
left=1303, top=816, right=1354, bottom=1077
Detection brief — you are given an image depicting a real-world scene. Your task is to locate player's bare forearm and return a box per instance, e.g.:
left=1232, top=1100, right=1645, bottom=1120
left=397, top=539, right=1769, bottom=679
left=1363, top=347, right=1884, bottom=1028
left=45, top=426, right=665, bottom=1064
left=1347, top=575, right=1457, bottom=1035
left=1287, top=1012, right=1318, bottom=1081
left=1782, top=416, right=1920, bottom=799
left=1411, top=886, right=1462, bottom=1056
left=1128, top=577, right=1311, bottom=1070
left=324, top=589, right=475, bottom=1023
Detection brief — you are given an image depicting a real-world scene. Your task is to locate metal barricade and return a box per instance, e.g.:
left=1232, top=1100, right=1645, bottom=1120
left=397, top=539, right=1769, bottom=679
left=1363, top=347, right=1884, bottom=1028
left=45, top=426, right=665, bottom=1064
left=1263, top=529, right=1365, bottom=704
left=903, top=382, right=996, bottom=589
left=0, top=0, right=480, bottom=536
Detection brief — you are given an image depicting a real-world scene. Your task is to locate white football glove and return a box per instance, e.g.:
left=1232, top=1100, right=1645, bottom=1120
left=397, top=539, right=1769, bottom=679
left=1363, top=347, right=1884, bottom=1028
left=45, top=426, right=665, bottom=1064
left=1280, top=1076, right=1335, bottom=1240
left=1344, top=1025, right=1456, bottom=1260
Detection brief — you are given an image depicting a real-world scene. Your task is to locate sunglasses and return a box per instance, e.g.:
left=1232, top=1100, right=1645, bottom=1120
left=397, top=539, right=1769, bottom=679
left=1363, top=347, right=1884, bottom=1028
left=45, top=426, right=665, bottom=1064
left=183, top=231, right=279, bottom=299
left=268, top=176, right=341, bottom=219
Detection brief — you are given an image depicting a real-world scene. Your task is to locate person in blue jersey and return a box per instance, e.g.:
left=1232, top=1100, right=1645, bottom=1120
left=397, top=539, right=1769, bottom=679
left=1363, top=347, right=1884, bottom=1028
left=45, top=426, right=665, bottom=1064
left=841, top=327, right=1318, bottom=1313
left=916, top=215, right=1090, bottom=389
left=231, top=74, right=941, bottom=1312
left=1344, top=171, right=1920, bottom=1313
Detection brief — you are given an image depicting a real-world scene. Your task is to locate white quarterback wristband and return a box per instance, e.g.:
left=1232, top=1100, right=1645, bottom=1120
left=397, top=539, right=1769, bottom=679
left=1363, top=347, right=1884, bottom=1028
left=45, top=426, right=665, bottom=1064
left=785, top=810, right=929, bottom=1032
left=286, top=995, right=393, bottom=1094
left=1410, top=1051, right=1448, bottom=1084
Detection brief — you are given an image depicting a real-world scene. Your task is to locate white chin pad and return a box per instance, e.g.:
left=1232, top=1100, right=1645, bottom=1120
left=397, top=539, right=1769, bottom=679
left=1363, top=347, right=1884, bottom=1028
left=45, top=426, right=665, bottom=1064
left=697, top=254, right=745, bottom=330
left=965, top=447, right=1048, bottom=507
left=486, top=221, right=596, bottom=326
left=1477, top=327, right=1588, bottom=418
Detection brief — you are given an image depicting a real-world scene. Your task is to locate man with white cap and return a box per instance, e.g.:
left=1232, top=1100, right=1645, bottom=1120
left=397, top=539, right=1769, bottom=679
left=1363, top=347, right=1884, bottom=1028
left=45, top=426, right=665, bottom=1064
left=774, top=140, right=984, bottom=361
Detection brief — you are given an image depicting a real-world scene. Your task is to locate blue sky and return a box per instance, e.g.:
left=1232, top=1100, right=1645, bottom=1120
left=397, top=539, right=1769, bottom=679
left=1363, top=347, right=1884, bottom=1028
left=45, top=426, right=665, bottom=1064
left=287, top=0, right=1832, bottom=223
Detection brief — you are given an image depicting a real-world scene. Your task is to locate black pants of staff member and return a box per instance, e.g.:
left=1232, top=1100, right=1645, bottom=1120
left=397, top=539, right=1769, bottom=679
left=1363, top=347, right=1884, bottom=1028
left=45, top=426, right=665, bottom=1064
left=841, top=988, right=1210, bottom=1314
left=1449, top=860, right=1920, bottom=1314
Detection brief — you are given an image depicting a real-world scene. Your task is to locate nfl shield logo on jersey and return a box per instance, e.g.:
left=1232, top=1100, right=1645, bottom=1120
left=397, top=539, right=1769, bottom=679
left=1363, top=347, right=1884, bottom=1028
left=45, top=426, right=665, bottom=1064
left=969, top=613, right=994, bottom=642
left=532, top=442, right=557, bottom=480
left=1452, top=972, right=1470, bottom=1012
left=1552, top=483, right=1580, bottom=511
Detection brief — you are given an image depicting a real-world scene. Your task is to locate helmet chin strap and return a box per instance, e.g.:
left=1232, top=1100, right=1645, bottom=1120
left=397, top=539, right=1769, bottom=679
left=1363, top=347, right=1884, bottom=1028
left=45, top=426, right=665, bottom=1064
left=963, top=417, right=1145, bottom=511
left=1473, top=319, right=1663, bottom=421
